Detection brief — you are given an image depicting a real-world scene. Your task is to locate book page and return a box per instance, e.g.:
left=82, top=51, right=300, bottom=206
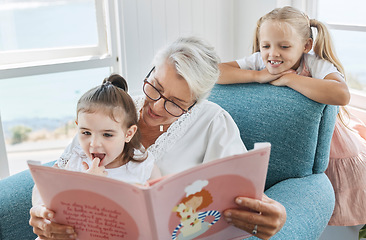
left=29, top=164, right=154, bottom=240
left=148, top=142, right=270, bottom=239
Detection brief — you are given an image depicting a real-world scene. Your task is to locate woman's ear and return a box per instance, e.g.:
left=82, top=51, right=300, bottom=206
left=304, top=38, right=313, bottom=53
left=125, top=125, right=138, bottom=143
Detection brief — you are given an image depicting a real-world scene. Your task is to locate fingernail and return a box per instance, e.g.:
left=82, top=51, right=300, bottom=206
left=47, top=213, right=53, bottom=218
left=224, top=211, right=231, bottom=217
left=225, top=217, right=232, bottom=223
left=236, top=198, right=242, bottom=204
left=66, top=228, right=74, bottom=234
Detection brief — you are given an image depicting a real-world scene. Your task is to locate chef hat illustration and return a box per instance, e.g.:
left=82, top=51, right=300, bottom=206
left=184, top=179, right=208, bottom=197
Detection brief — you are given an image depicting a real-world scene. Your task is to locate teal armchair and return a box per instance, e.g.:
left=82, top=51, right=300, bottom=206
left=0, top=83, right=336, bottom=240
left=209, top=83, right=336, bottom=240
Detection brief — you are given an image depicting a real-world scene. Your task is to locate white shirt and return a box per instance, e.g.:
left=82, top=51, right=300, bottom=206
left=134, top=96, right=247, bottom=175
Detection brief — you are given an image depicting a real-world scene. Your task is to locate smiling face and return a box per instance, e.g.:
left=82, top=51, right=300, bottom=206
left=259, top=20, right=312, bottom=74
left=77, top=110, right=136, bottom=169
left=141, top=62, right=196, bottom=127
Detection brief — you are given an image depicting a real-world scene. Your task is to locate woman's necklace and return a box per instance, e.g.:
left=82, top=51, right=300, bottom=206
left=138, top=119, right=168, bottom=148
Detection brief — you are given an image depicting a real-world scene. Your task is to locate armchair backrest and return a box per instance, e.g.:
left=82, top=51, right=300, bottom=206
left=209, top=83, right=337, bottom=189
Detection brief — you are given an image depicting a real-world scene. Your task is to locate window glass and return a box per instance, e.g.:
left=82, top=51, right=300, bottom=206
left=0, top=67, right=110, bottom=175
left=317, top=0, right=366, bottom=92
left=331, top=30, right=366, bottom=91
left=317, top=0, right=366, bottom=26
left=0, top=0, right=98, bottom=51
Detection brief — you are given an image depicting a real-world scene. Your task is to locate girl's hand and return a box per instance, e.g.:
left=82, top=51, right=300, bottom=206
left=29, top=205, right=77, bottom=239
left=223, top=194, right=286, bottom=240
left=254, top=68, right=281, bottom=83
left=255, top=69, right=295, bottom=84
left=269, top=70, right=297, bottom=86
left=82, top=158, right=107, bottom=177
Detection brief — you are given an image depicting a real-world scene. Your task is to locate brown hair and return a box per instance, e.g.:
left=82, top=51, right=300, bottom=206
left=76, top=74, right=145, bottom=164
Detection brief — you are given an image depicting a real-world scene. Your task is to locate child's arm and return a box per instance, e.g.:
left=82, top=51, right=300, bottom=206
left=218, top=61, right=293, bottom=84
left=271, top=72, right=350, bottom=106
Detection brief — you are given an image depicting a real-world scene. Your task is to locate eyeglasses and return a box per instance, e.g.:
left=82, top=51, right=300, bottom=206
left=143, top=67, right=196, bottom=117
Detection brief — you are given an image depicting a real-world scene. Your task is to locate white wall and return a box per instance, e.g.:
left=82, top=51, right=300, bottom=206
left=232, top=0, right=277, bottom=60
left=118, top=0, right=278, bottom=95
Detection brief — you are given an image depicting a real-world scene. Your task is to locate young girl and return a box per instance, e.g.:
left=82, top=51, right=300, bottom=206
left=218, top=6, right=366, bottom=226
left=58, top=74, right=161, bottom=185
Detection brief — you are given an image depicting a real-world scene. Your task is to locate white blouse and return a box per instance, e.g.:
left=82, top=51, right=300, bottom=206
left=134, top=96, right=247, bottom=175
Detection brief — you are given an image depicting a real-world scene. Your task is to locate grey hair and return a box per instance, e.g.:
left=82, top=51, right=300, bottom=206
left=152, top=36, right=221, bottom=102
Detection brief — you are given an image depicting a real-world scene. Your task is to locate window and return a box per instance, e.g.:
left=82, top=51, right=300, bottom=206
left=0, top=0, right=122, bottom=178
left=315, top=0, right=366, bottom=115
left=0, top=68, right=110, bottom=175
left=302, top=0, right=366, bottom=123
left=317, top=0, right=366, bottom=91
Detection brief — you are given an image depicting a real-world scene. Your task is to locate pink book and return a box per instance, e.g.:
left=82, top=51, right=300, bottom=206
left=28, top=142, right=270, bottom=240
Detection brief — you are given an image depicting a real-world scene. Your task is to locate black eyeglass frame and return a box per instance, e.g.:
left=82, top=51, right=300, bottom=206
left=143, top=67, right=196, bottom=117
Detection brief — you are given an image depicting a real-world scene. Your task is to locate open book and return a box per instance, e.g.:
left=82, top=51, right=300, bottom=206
left=28, top=142, right=271, bottom=240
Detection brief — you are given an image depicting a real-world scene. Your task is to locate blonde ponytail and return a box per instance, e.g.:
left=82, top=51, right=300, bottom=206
left=309, top=19, right=350, bottom=126
left=310, top=19, right=345, bottom=76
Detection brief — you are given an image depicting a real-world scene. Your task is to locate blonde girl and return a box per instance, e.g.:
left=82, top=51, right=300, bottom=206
left=219, top=6, right=366, bottom=226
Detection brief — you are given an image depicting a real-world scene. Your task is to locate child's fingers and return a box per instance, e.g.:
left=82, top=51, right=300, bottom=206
left=82, top=161, right=89, bottom=171
left=91, top=158, right=101, bottom=168
left=30, top=205, right=54, bottom=220
left=87, top=158, right=107, bottom=176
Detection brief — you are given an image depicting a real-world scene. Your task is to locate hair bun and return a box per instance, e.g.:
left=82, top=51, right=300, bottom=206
left=103, top=74, right=128, bottom=91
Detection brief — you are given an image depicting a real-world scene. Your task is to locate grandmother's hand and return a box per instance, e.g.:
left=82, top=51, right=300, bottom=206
left=223, top=194, right=286, bottom=240
left=29, top=205, right=77, bottom=239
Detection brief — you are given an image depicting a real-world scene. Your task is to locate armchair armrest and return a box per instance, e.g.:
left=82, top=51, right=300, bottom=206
left=0, top=161, right=55, bottom=240
left=0, top=169, right=36, bottom=240
left=247, top=173, right=335, bottom=240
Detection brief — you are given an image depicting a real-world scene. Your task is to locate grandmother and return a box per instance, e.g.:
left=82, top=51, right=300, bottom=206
left=29, top=36, right=286, bottom=240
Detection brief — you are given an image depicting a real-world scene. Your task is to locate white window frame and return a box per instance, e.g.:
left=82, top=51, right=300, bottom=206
left=0, top=0, right=125, bottom=178
left=280, top=0, right=366, bottom=121
left=0, top=114, right=9, bottom=179
left=0, top=0, right=123, bottom=79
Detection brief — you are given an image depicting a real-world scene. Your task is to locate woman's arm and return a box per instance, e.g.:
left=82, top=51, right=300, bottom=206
left=218, top=62, right=293, bottom=84
left=271, top=72, right=350, bottom=106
